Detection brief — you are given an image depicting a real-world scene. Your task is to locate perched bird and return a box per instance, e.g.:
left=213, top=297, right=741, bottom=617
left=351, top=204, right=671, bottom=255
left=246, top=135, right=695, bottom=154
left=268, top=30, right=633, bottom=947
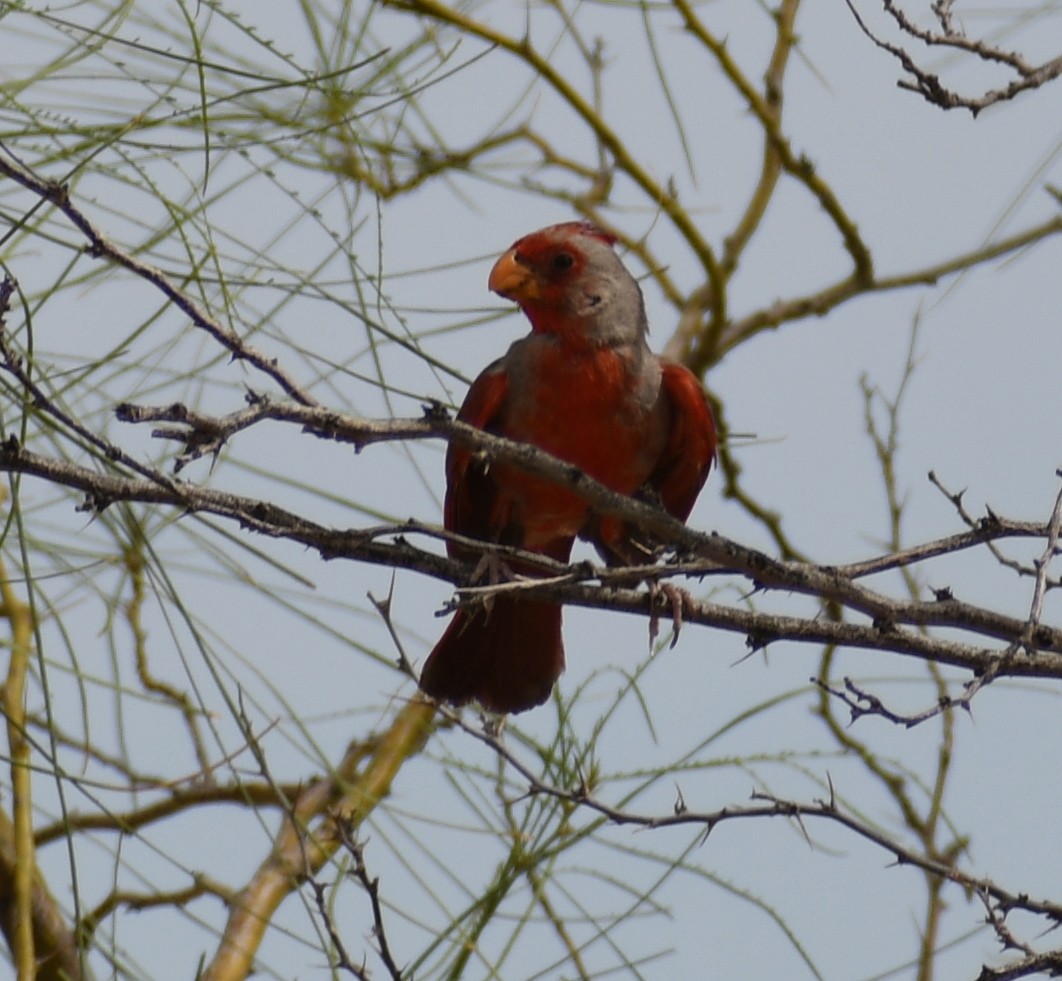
left=420, top=221, right=717, bottom=714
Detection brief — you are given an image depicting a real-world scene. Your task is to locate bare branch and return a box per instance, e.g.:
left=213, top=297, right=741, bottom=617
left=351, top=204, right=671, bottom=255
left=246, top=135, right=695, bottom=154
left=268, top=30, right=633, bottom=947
left=976, top=947, right=1062, bottom=981
left=0, top=144, right=317, bottom=405
left=812, top=667, right=998, bottom=728
left=930, top=470, right=1062, bottom=587
left=845, top=1, right=1062, bottom=115
left=4, top=421, right=1062, bottom=678
left=337, top=827, right=405, bottom=981
left=308, top=875, right=370, bottom=980
left=713, top=213, right=1062, bottom=357
left=445, top=704, right=1062, bottom=930
left=80, top=875, right=234, bottom=941
left=201, top=700, right=434, bottom=981
left=1023, top=472, right=1062, bottom=644
left=2, top=371, right=1062, bottom=692
left=34, top=780, right=313, bottom=847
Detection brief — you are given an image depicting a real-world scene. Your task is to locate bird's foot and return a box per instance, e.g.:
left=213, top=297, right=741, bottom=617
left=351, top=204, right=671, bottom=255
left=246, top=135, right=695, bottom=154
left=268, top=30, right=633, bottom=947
left=481, top=711, right=506, bottom=739
left=467, top=551, right=515, bottom=616
left=647, top=580, right=693, bottom=651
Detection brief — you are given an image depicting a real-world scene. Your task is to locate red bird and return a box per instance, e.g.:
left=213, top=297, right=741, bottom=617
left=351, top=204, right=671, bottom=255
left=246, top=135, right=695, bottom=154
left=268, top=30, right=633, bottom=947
left=420, top=222, right=717, bottom=714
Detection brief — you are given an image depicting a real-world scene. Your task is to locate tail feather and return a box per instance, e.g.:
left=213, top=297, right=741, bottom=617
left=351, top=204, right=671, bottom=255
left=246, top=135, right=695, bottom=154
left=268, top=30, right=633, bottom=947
left=420, top=596, right=564, bottom=714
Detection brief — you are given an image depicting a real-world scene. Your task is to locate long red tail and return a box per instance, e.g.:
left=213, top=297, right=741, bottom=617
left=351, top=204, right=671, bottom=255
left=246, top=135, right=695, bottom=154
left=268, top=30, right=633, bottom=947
left=420, top=596, right=564, bottom=714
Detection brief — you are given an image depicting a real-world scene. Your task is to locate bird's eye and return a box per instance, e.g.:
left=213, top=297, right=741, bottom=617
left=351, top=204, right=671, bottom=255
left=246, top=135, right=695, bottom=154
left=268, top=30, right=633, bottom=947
left=550, top=252, right=574, bottom=273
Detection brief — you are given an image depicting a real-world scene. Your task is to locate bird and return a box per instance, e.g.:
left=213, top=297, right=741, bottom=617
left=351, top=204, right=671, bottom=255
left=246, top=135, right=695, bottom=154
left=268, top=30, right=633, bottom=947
left=419, top=221, right=717, bottom=714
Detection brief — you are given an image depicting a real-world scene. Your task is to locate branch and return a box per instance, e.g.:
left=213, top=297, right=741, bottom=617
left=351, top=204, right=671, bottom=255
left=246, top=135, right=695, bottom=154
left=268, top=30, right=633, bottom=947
left=976, top=947, right=1062, bottom=981
left=0, top=810, right=81, bottom=981
left=80, top=875, right=234, bottom=940
left=335, top=828, right=405, bottom=981
left=384, top=0, right=727, bottom=317
left=1022, top=473, right=1062, bottom=645
left=3, top=415, right=1062, bottom=680
left=812, top=668, right=998, bottom=728
left=455, top=706, right=1062, bottom=924
left=0, top=143, right=316, bottom=405
left=441, top=707, right=1062, bottom=980
left=712, top=213, right=1062, bottom=357
left=845, top=0, right=1062, bottom=115
left=34, top=780, right=313, bottom=847
left=201, top=699, right=434, bottom=981
left=0, top=504, right=45, bottom=980
left=675, top=0, right=873, bottom=288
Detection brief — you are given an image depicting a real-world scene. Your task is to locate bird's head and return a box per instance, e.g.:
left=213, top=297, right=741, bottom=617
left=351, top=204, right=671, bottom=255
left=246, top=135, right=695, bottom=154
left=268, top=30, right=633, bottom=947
left=488, top=221, right=648, bottom=345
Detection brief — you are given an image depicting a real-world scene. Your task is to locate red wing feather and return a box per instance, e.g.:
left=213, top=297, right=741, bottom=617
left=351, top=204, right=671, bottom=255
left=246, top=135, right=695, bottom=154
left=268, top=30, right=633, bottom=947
left=650, top=362, right=717, bottom=521
left=443, top=362, right=509, bottom=550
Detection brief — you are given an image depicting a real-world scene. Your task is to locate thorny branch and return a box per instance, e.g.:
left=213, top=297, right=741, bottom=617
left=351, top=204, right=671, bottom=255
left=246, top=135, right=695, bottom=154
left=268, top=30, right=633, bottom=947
left=1022, top=473, right=1062, bottom=644
left=846, top=0, right=1062, bottom=114
left=976, top=948, right=1062, bottom=981
left=335, top=825, right=404, bottom=981
left=306, top=823, right=407, bottom=980
left=927, top=469, right=1061, bottom=584
left=0, top=143, right=316, bottom=405
left=437, top=704, right=1062, bottom=977
left=2, top=262, right=1062, bottom=719
left=3, top=395, right=1062, bottom=682
left=0, top=277, right=1059, bottom=690
left=812, top=667, right=999, bottom=728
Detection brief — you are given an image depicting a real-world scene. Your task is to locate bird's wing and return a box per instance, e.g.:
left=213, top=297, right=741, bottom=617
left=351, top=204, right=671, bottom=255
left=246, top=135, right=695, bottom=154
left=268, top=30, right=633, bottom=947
left=649, top=361, right=717, bottom=521
left=443, top=361, right=509, bottom=549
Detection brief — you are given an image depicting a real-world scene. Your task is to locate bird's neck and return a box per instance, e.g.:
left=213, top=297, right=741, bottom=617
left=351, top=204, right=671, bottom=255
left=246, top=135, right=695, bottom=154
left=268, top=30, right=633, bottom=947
left=522, top=303, right=648, bottom=350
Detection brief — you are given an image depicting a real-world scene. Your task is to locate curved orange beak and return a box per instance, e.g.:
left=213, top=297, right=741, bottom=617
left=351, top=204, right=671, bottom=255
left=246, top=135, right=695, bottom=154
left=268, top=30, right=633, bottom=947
left=488, top=250, right=540, bottom=302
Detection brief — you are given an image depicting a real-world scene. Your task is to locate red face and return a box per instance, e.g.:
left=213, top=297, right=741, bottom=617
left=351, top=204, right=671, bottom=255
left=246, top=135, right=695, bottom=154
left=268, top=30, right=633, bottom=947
left=489, top=222, right=617, bottom=333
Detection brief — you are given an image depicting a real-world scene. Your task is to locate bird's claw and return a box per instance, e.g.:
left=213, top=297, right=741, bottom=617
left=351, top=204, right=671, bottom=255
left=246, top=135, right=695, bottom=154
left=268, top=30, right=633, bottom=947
left=468, top=551, right=514, bottom=616
left=647, top=581, right=692, bottom=651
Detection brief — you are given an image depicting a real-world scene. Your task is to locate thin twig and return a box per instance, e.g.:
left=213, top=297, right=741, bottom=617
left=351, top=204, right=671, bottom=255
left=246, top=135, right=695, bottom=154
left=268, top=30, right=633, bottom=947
left=337, top=826, right=405, bottom=981
left=811, top=667, right=999, bottom=728
left=2, top=432, right=1062, bottom=676
left=441, top=703, right=1062, bottom=927
left=1022, top=471, right=1062, bottom=648
left=845, top=0, right=1062, bottom=115
left=0, top=145, right=316, bottom=405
